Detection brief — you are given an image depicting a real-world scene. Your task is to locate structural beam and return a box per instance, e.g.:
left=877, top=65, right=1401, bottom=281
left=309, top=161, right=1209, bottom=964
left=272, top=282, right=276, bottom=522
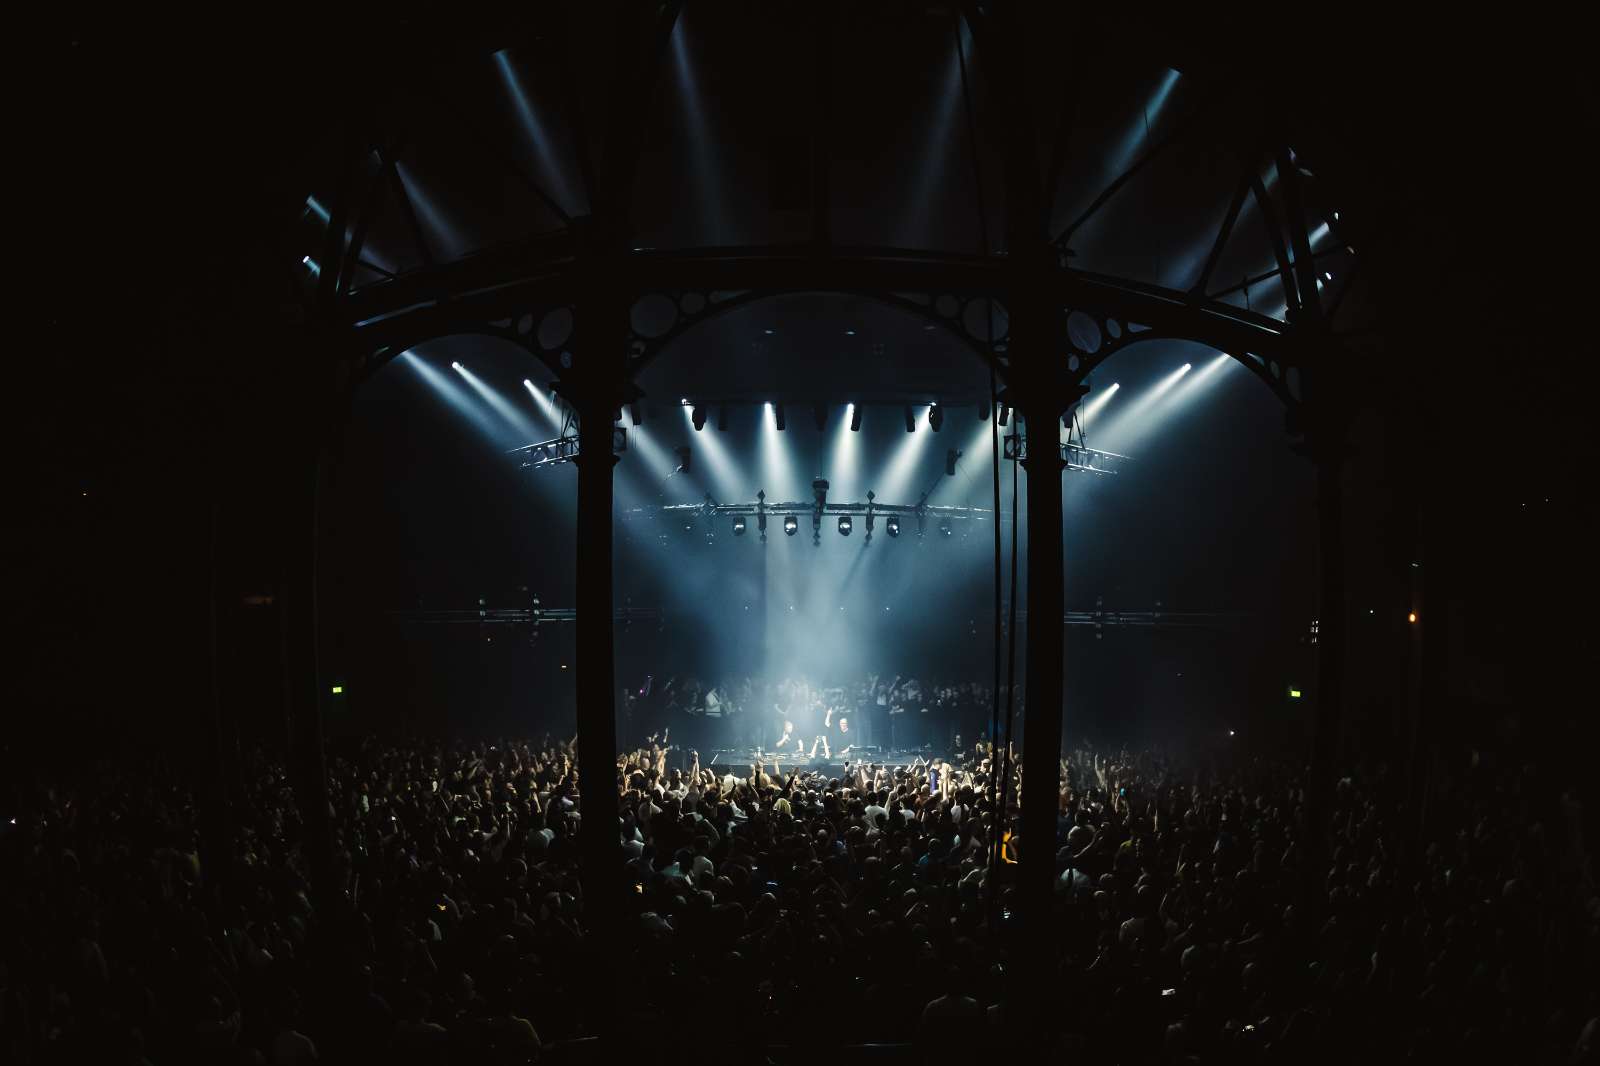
left=341, top=244, right=1296, bottom=365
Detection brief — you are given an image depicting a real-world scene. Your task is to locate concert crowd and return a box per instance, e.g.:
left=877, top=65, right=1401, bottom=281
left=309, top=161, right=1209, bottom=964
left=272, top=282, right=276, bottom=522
left=620, top=672, right=1004, bottom=757
left=4, top=705, right=1596, bottom=1063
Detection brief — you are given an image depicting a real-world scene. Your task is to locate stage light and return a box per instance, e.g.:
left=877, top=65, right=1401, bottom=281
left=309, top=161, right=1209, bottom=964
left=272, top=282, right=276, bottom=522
left=939, top=519, right=953, bottom=537
left=1080, top=381, right=1121, bottom=425
left=522, top=378, right=564, bottom=432
left=813, top=402, right=827, bottom=431
left=928, top=404, right=944, bottom=432
left=456, top=361, right=541, bottom=440
left=945, top=448, right=959, bottom=476
left=838, top=515, right=853, bottom=536
left=849, top=404, right=861, bottom=431
left=775, top=404, right=786, bottom=431
left=903, top=406, right=915, bottom=433
left=717, top=406, right=728, bottom=431
left=783, top=515, right=798, bottom=536
left=1408, top=611, right=1417, bottom=623
left=886, top=515, right=900, bottom=537
left=733, top=516, right=747, bottom=536
left=692, top=405, right=707, bottom=431
left=1182, top=363, right=1191, bottom=371
left=451, top=361, right=463, bottom=371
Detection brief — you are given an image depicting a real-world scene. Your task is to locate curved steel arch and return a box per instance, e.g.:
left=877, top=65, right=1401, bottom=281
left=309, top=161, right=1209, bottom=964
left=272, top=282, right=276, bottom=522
left=624, top=286, right=1009, bottom=382
left=335, top=254, right=1310, bottom=436
left=340, top=246, right=1303, bottom=411
left=1055, top=308, right=1303, bottom=415
left=346, top=244, right=1295, bottom=356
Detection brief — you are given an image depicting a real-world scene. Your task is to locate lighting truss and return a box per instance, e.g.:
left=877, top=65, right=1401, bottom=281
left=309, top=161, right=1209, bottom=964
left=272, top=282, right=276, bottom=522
left=509, top=425, right=628, bottom=469
left=1001, top=408, right=1129, bottom=474
left=1061, top=407, right=1129, bottom=473
left=392, top=604, right=660, bottom=627
left=627, top=486, right=992, bottom=544
left=391, top=604, right=1236, bottom=630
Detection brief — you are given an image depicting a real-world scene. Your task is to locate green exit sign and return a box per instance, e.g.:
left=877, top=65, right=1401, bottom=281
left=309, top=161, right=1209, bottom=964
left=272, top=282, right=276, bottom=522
left=1288, top=687, right=1302, bottom=699
left=331, top=685, right=344, bottom=695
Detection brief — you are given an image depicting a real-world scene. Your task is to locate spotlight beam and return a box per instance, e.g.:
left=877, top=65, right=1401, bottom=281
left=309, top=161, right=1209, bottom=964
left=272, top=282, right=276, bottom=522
left=403, top=351, right=502, bottom=442
left=1093, top=354, right=1235, bottom=456
left=1091, top=360, right=1193, bottom=452
left=455, top=363, right=541, bottom=440
left=878, top=415, right=935, bottom=501
left=760, top=402, right=800, bottom=503
left=682, top=404, right=743, bottom=499
left=492, top=51, right=579, bottom=216
left=625, top=424, right=681, bottom=482
left=1079, top=381, right=1120, bottom=426
left=522, top=379, right=568, bottom=434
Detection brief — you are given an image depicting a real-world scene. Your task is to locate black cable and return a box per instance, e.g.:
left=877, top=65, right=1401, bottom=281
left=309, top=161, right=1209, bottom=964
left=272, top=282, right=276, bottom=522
left=990, top=445, right=1022, bottom=894
left=992, top=451, right=1017, bottom=877
left=985, top=328, right=1003, bottom=931
left=957, top=16, right=1005, bottom=870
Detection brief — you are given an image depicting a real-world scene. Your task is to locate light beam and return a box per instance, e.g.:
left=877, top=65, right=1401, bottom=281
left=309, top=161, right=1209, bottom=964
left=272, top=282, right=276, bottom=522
left=493, top=51, right=578, bottom=214
left=455, top=364, right=541, bottom=441
left=682, top=403, right=743, bottom=499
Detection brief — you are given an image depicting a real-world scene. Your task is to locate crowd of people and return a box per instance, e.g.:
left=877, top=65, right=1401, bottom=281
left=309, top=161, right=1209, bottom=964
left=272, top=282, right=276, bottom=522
left=620, top=672, right=1002, bottom=759
left=4, top=723, right=1596, bottom=1063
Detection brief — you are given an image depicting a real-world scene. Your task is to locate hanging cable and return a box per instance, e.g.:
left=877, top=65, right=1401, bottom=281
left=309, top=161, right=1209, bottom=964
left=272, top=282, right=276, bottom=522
left=959, top=14, right=1005, bottom=871
left=986, top=311, right=1004, bottom=931
left=990, top=442, right=1022, bottom=900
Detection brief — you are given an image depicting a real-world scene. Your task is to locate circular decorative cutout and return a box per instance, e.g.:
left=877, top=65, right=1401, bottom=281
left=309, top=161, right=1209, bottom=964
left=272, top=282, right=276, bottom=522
left=1066, top=310, right=1102, bottom=354
left=559, top=350, right=573, bottom=368
left=1068, top=354, right=1081, bottom=371
left=538, top=308, right=574, bottom=350
left=679, top=292, right=706, bottom=315
left=963, top=299, right=1009, bottom=343
left=1270, top=360, right=1282, bottom=379
left=629, top=294, right=678, bottom=339
left=1106, top=319, right=1122, bottom=339
left=935, top=294, right=961, bottom=318
left=517, top=313, right=534, bottom=335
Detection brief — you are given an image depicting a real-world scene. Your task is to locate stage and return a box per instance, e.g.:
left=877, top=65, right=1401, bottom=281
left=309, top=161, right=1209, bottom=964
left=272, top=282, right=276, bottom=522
left=701, top=748, right=954, bottom=779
